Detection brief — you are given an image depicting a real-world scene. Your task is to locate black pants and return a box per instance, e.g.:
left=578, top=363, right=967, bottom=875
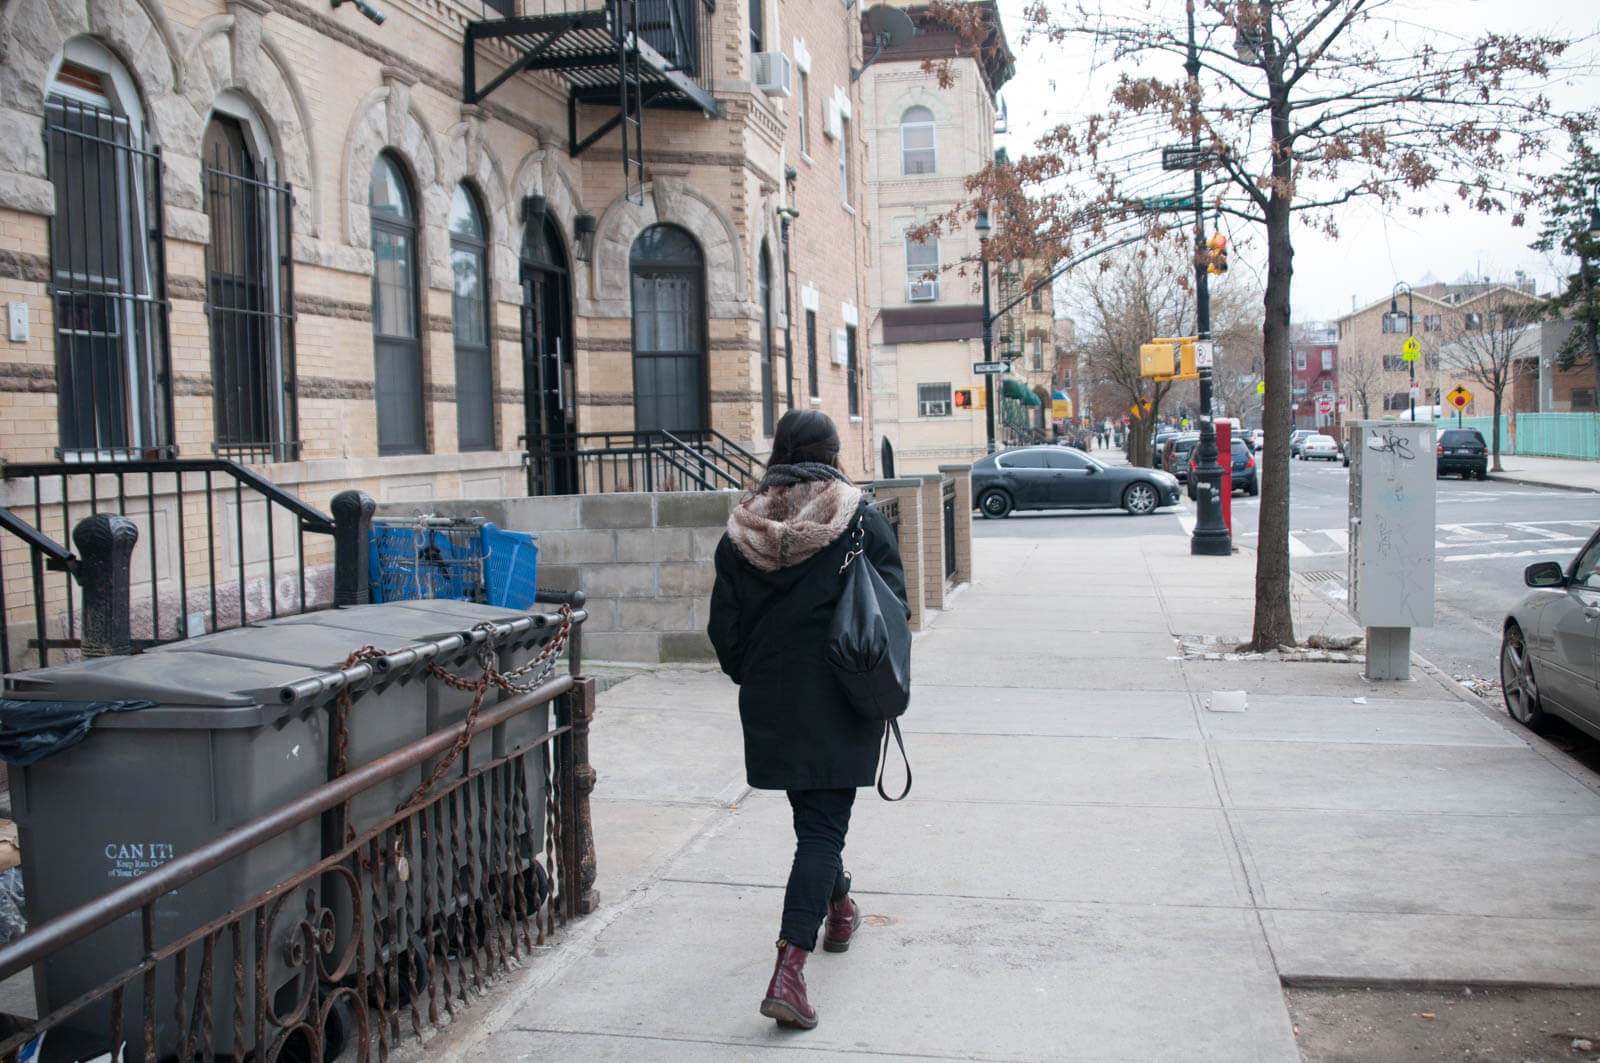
left=779, top=788, right=856, bottom=951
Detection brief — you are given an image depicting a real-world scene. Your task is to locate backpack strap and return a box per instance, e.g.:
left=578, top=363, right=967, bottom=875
left=876, top=719, right=911, bottom=802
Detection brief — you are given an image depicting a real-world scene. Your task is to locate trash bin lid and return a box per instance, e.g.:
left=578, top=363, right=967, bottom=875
left=151, top=622, right=390, bottom=671
left=3, top=652, right=333, bottom=728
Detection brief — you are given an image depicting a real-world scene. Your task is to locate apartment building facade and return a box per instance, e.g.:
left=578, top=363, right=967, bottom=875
left=1290, top=325, right=1338, bottom=430
left=862, top=1, right=1012, bottom=474
left=0, top=0, right=876, bottom=498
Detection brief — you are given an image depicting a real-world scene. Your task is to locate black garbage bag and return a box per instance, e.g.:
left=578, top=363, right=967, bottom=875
left=0, top=698, right=155, bottom=766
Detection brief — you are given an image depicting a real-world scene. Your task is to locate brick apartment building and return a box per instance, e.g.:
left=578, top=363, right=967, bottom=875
left=0, top=0, right=898, bottom=645
left=862, top=2, right=1012, bottom=474
left=0, top=0, right=884, bottom=481
left=1334, top=278, right=1594, bottom=419
left=1291, top=325, right=1337, bottom=430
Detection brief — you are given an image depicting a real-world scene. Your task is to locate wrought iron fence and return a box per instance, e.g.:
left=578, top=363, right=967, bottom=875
left=868, top=494, right=899, bottom=539
left=0, top=461, right=361, bottom=672
left=942, top=478, right=956, bottom=581
left=0, top=667, right=598, bottom=1063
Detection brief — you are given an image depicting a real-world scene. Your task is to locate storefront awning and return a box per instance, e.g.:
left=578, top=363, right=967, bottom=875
left=1002, top=377, right=1041, bottom=405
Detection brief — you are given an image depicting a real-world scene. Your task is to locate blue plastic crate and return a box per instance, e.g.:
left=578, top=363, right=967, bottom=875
left=480, top=522, right=539, bottom=609
left=369, top=521, right=486, bottom=603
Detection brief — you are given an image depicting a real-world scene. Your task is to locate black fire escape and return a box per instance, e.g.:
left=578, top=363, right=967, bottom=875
left=464, top=0, right=721, bottom=203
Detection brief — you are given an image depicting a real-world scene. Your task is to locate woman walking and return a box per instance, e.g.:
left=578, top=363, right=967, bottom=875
left=707, top=409, right=908, bottom=1030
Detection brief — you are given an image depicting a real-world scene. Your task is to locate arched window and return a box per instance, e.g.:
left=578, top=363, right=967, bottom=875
left=46, top=39, right=171, bottom=456
left=630, top=225, right=706, bottom=433
left=901, top=106, right=935, bottom=175
left=370, top=152, right=424, bottom=454
left=204, top=103, right=297, bottom=461
left=450, top=184, right=493, bottom=451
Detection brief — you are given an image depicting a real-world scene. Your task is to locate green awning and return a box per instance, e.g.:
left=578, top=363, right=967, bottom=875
left=1001, top=378, right=1042, bottom=405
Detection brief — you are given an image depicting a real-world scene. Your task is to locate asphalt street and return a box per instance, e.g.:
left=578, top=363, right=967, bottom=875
left=973, top=445, right=1600, bottom=767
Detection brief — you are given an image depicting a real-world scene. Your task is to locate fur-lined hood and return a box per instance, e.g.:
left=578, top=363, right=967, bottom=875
left=726, top=479, right=863, bottom=572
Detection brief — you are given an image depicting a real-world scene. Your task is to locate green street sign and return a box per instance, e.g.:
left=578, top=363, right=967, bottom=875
left=1140, top=196, right=1196, bottom=212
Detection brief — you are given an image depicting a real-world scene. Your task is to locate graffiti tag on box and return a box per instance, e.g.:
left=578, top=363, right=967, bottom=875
left=104, top=842, right=176, bottom=880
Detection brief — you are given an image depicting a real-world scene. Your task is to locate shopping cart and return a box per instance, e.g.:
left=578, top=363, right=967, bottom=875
left=369, top=516, right=539, bottom=607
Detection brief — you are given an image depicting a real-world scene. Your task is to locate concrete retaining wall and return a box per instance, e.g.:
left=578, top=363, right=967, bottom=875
left=380, top=492, right=739, bottom=665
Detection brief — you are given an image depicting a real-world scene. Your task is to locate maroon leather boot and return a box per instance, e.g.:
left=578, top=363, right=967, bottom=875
left=822, top=894, right=860, bottom=953
left=759, top=942, right=818, bottom=1028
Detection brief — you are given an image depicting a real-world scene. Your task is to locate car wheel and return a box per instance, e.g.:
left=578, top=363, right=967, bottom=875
left=1246, top=478, right=1259, bottom=496
left=977, top=488, right=1012, bottom=519
left=1123, top=482, right=1159, bottom=515
left=1500, top=623, right=1549, bottom=732
left=1476, top=467, right=1488, bottom=481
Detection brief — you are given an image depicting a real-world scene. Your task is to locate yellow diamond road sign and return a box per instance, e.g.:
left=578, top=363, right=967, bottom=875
left=1402, top=336, right=1420, bottom=361
left=1448, top=385, right=1473, bottom=409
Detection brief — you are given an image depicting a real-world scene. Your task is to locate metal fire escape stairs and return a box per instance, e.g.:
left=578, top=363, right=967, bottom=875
left=463, top=0, right=722, bottom=205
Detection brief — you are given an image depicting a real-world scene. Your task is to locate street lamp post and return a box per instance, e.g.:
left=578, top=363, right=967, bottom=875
left=1385, top=282, right=1415, bottom=419
left=977, top=208, right=997, bottom=453
left=1186, top=0, right=1229, bottom=556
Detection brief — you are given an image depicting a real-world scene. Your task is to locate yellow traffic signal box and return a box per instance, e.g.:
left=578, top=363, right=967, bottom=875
left=1141, top=337, right=1198, bottom=380
left=953, top=386, right=986, bottom=410
left=1140, top=342, right=1178, bottom=378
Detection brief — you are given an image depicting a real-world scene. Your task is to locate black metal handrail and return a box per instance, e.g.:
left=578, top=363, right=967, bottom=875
left=0, top=507, right=76, bottom=672
left=521, top=430, right=754, bottom=495
left=1, top=458, right=340, bottom=669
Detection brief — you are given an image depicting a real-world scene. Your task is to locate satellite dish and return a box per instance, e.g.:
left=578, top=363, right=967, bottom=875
left=853, top=5, right=916, bottom=81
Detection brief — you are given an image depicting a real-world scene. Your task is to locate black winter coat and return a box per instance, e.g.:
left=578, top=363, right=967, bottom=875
left=707, top=500, right=907, bottom=791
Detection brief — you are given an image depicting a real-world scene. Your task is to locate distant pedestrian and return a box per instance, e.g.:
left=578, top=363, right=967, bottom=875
left=707, top=409, right=909, bottom=1031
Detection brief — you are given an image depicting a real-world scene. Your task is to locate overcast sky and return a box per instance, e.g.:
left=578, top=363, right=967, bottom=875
left=994, top=0, right=1600, bottom=325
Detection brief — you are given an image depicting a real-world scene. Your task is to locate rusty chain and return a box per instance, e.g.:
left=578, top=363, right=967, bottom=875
left=327, top=605, right=576, bottom=870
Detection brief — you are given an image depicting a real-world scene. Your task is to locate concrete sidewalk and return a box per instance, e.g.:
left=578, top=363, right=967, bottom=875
left=1486, top=453, right=1600, bottom=493
left=437, top=531, right=1600, bottom=1063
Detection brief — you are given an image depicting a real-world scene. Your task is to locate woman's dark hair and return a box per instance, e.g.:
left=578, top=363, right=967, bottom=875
left=768, top=409, right=841, bottom=468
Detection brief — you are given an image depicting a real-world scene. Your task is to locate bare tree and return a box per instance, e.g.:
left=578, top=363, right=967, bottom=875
left=1062, top=250, right=1194, bottom=467
left=926, top=0, right=1595, bottom=650
left=1338, top=343, right=1384, bottom=421
left=1439, top=299, right=1539, bottom=469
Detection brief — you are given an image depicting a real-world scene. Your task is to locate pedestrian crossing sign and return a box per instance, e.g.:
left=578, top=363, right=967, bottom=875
left=1402, top=336, right=1420, bottom=361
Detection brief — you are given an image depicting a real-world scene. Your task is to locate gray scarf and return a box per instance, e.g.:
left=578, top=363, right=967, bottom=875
left=756, top=461, right=852, bottom=493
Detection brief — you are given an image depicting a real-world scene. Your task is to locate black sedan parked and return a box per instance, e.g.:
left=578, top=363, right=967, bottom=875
left=972, top=446, right=1182, bottom=518
left=1437, top=428, right=1489, bottom=479
left=1501, top=525, right=1600, bottom=738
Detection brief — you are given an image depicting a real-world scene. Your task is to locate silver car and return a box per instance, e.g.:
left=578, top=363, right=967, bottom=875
left=1501, top=526, right=1600, bottom=737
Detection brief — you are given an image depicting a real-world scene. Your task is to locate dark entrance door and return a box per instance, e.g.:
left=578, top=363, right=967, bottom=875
left=521, top=216, right=575, bottom=494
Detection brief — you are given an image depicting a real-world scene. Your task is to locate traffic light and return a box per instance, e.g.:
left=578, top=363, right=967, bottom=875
left=1141, top=337, right=1198, bottom=380
left=1207, top=231, right=1228, bottom=275
left=953, top=386, right=986, bottom=410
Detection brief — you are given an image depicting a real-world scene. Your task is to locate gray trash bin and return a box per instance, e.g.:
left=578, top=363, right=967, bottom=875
left=3, top=652, right=339, bottom=1060
left=150, top=622, right=431, bottom=840
left=265, top=602, right=566, bottom=952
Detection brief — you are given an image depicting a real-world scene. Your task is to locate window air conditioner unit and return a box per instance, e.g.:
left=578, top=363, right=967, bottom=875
left=832, top=327, right=848, bottom=366
left=907, top=279, right=938, bottom=302
left=753, top=52, right=793, bottom=97
left=920, top=400, right=949, bottom=417
left=823, top=99, right=843, bottom=140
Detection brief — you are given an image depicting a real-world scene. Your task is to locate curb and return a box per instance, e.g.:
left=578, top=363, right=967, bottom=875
left=1486, top=472, right=1600, bottom=494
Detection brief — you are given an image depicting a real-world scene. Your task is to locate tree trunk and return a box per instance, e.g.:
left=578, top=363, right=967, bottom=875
left=1491, top=391, right=1504, bottom=471
left=1249, top=87, right=1297, bottom=652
